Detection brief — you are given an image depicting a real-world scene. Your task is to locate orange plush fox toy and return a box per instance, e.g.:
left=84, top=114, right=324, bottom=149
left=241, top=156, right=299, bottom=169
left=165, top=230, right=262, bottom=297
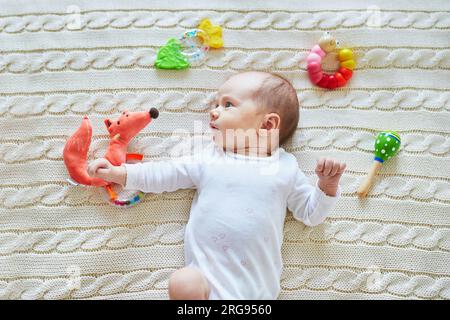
left=63, top=108, right=159, bottom=205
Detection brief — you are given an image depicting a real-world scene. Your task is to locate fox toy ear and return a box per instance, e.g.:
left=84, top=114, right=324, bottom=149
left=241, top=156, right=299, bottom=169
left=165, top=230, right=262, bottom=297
left=104, top=119, right=112, bottom=130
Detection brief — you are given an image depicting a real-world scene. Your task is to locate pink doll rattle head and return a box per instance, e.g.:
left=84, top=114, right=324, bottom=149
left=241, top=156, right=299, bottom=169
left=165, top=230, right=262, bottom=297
left=307, top=32, right=355, bottom=89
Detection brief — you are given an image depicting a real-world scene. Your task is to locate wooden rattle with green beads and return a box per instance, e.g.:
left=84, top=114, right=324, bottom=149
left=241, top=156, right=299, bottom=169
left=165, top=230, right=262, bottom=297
left=357, top=131, right=401, bottom=198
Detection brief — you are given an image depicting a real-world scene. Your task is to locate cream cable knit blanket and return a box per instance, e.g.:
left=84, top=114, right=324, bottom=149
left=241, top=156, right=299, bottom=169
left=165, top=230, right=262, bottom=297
left=0, top=0, right=449, bottom=300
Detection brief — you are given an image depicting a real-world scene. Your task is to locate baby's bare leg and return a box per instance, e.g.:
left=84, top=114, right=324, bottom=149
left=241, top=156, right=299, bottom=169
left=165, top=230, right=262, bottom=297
left=168, top=267, right=210, bottom=300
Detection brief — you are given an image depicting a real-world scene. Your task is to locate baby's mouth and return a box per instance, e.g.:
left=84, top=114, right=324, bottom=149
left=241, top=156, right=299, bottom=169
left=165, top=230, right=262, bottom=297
left=209, top=122, right=219, bottom=130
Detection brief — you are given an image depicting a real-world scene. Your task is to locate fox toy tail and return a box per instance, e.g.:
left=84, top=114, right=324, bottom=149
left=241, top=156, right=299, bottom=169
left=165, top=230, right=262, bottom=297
left=63, top=116, right=108, bottom=187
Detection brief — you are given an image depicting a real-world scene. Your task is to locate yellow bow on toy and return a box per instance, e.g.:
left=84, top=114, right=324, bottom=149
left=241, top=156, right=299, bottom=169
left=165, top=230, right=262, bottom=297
left=198, top=19, right=223, bottom=49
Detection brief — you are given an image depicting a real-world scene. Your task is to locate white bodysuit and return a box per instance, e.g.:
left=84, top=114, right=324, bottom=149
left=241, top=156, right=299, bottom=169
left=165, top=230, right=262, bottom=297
left=123, top=140, right=340, bottom=299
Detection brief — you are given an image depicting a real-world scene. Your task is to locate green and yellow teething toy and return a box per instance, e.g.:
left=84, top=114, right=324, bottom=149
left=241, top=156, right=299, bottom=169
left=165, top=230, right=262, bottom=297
left=357, top=131, right=401, bottom=198
left=154, top=38, right=190, bottom=70
left=154, top=19, right=223, bottom=70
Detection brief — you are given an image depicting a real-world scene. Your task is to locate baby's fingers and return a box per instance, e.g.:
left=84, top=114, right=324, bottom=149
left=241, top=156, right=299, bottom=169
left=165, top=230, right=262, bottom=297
left=330, top=161, right=340, bottom=176
left=88, top=158, right=110, bottom=177
left=96, top=168, right=111, bottom=175
left=315, top=157, right=326, bottom=175
left=330, top=161, right=347, bottom=177
left=323, top=159, right=334, bottom=176
left=337, top=162, right=347, bottom=175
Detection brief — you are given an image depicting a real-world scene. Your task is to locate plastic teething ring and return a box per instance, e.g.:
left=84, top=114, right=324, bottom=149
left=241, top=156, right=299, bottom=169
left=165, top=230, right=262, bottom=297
left=106, top=187, right=145, bottom=208
left=307, top=32, right=355, bottom=89
left=179, top=29, right=210, bottom=66
left=104, top=157, right=145, bottom=208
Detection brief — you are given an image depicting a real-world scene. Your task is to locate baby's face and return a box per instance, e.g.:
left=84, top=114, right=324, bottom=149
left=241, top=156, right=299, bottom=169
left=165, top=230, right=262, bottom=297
left=209, top=72, right=268, bottom=151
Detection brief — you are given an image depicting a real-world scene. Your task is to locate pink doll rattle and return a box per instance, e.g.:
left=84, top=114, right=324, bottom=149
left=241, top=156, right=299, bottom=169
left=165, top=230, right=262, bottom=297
left=307, top=32, right=355, bottom=89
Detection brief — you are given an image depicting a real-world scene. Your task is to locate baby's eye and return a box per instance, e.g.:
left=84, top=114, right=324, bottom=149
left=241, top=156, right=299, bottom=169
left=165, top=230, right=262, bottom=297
left=225, top=101, right=234, bottom=108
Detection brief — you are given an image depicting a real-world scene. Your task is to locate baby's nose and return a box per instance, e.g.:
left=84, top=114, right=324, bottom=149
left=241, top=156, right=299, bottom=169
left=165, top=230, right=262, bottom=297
left=209, top=109, right=219, bottom=120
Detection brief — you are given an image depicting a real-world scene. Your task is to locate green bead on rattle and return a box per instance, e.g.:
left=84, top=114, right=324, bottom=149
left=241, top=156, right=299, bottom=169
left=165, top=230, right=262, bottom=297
left=357, top=131, right=401, bottom=198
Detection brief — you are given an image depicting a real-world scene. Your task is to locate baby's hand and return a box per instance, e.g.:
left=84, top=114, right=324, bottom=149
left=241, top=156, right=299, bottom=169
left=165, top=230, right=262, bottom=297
left=315, top=157, right=346, bottom=197
left=88, top=158, right=126, bottom=185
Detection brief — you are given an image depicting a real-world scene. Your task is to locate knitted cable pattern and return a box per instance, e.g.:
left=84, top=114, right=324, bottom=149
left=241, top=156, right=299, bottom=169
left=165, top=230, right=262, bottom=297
left=0, top=48, right=449, bottom=73
left=0, top=266, right=448, bottom=300
left=1, top=90, right=448, bottom=115
left=0, top=219, right=448, bottom=256
left=0, top=10, right=449, bottom=33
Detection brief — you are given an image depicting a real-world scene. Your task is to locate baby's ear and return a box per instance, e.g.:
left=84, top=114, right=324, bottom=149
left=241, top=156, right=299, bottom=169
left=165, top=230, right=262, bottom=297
left=262, top=113, right=281, bottom=130
left=104, top=118, right=112, bottom=130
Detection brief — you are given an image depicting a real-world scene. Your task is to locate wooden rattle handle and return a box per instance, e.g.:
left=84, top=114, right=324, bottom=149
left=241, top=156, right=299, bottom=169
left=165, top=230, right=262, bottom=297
left=357, top=161, right=383, bottom=198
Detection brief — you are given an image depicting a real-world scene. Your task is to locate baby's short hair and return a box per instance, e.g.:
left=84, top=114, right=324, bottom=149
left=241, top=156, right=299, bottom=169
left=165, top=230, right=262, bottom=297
left=253, top=72, right=299, bottom=145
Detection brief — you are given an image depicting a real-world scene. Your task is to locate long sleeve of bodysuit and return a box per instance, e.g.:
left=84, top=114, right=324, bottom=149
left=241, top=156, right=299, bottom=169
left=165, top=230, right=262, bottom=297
left=121, top=155, right=201, bottom=193
left=286, top=168, right=340, bottom=226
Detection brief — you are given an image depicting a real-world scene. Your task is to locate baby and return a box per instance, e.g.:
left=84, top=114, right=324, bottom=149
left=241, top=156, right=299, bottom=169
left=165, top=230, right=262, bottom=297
left=88, top=71, right=346, bottom=300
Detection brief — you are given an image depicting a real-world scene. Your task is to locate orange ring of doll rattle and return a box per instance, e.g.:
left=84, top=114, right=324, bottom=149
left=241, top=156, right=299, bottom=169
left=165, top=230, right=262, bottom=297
left=307, top=32, right=355, bottom=89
